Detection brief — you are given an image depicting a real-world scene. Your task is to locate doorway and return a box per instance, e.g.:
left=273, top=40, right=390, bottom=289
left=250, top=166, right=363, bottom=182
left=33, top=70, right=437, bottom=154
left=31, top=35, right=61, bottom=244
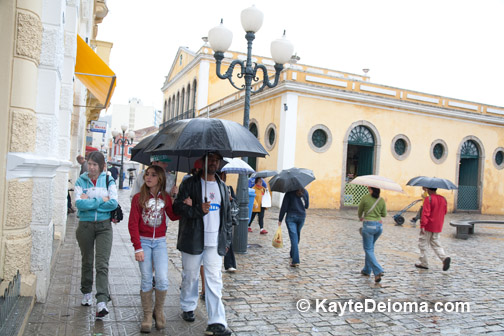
left=457, top=140, right=480, bottom=210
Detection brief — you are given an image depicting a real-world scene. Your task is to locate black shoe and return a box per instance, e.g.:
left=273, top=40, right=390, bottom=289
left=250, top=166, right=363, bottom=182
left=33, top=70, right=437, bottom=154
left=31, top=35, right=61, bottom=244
left=415, top=263, right=429, bottom=270
left=360, top=271, right=370, bottom=276
left=443, top=257, right=451, bottom=271
left=182, top=311, right=195, bottom=322
left=205, top=323, right=232, bottom=336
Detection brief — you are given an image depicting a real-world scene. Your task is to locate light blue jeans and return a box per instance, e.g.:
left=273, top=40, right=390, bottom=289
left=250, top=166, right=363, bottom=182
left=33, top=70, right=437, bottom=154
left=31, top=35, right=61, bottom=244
left=138, top=237, right=169, bottom=292
left=286, top=213, right=306, bottom=265
left=361, top=221, right=384, bottom=276
left=180, top=247, right=227, bottom=327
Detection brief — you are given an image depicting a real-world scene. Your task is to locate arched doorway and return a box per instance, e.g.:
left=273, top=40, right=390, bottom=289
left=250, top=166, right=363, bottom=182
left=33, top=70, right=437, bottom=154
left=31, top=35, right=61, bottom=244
left=457, top=140, right=480, bottom=210
left=343, top=125, right=376, bottom=206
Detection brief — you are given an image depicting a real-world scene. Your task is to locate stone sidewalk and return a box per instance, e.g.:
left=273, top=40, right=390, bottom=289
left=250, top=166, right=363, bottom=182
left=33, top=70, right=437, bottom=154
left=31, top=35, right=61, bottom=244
left=24, top=189, right=504, bottom=335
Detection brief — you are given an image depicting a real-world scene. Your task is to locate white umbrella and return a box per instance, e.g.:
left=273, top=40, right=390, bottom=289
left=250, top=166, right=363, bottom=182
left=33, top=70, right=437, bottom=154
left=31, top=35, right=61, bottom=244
left=221, top=157, right=255, bottom=175
left=349, top=175, right=404, bottom=193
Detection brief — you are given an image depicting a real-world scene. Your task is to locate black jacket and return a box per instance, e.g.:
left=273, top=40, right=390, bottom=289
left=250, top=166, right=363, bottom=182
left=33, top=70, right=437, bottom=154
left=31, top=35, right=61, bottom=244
left=173, top=173, right=232, bottom=256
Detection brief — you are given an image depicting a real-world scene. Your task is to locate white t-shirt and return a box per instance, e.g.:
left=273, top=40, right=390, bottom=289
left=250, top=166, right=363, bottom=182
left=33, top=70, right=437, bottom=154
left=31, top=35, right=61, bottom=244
left=201, top=179, right=221, bottom=247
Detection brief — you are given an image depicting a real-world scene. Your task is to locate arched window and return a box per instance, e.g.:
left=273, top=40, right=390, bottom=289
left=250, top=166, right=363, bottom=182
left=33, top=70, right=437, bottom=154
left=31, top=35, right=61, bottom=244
left=186, top=84, right=191, bottom=111
left=461, top=140, right=479, bottom=158
left=181, top=88, right=185, bottom=115
left=348, top=125, right=374, bottom=146
left=192, top=79, right=198, bottom=110
left=163, top=100, right=168, bottom=122
left=176, top=92, right=180, bottom=117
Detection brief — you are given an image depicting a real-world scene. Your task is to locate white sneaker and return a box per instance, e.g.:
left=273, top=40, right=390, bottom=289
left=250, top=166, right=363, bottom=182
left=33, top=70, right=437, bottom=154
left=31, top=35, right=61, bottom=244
left=95, top=301, right=109, bottom=318
left=226, top=267, right=237, bottom=273
left=81, top=293, right=93, bottom=306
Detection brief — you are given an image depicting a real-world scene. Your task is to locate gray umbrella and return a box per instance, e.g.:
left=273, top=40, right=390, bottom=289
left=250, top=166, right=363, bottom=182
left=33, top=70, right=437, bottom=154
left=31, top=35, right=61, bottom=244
left=251, top=170, right=278, bottom=178
left=406, top=176, right=458, bottom=190
left=269, top=168, right=316, bottom=193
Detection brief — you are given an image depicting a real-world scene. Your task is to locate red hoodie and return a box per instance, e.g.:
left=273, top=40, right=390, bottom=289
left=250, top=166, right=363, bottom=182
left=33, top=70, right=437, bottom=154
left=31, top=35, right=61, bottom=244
left=420, top=194, right=447, bottom=233
left=129, top=192, right=179, bottom=252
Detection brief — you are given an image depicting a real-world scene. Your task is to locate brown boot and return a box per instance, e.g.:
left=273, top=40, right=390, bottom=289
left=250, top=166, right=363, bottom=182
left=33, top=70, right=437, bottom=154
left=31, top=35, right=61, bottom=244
left=140, top=290, right=153, bottom=333
left=153, top=289, right=167, bottom=330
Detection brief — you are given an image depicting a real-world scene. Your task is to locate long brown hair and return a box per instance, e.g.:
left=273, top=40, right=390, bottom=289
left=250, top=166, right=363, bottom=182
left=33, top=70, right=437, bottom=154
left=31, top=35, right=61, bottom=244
left=139, top=165, right=167, bottom=209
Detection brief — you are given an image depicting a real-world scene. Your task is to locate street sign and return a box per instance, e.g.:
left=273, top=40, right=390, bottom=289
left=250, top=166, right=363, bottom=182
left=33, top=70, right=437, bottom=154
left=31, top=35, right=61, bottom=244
left=90, top=120, right=107, bottom=133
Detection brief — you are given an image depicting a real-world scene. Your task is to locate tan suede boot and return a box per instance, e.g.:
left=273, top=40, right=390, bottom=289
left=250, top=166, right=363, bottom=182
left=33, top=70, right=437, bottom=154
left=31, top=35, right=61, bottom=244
left=153, top=289, right=167, bottom=330
left=140, top=290, right=153, bottom=333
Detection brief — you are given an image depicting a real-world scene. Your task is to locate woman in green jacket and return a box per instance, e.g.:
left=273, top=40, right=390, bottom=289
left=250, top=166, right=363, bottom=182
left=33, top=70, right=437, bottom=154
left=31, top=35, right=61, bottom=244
left=358, top=187, right=387, bottom=283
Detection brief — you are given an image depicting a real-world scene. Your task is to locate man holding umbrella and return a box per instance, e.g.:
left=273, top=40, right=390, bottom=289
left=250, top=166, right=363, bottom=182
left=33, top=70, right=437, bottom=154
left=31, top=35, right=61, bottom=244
left=173, top=152, right=232, bottom=336
left=415, top=187, right=451, bottom=271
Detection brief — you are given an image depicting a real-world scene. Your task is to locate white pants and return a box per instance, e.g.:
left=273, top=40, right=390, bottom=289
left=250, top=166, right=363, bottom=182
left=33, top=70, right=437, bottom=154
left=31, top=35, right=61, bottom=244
left=180, top=247, right=227, bottom=326
left=418, top=231, right=447, bottom=267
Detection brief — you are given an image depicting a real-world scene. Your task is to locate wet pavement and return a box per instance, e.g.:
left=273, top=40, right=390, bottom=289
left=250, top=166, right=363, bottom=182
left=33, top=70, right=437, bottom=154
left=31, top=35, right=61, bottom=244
left=25, top=189, right=504, bottom=335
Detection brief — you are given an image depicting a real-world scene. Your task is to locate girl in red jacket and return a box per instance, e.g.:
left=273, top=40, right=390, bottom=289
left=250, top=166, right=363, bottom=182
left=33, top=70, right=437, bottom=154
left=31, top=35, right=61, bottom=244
left=128, top=165, right=182, bottom=332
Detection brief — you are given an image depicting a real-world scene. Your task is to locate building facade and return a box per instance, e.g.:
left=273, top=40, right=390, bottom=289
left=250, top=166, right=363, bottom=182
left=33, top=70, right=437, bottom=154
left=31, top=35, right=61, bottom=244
left=0, top=0, right=113, bottom=303
left=161, top=45, right=504, bottom=214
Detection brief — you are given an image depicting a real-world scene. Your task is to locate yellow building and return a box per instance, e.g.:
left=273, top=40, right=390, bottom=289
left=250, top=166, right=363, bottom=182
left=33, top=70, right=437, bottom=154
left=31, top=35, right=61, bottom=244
left=161, top=45, right=504, bottom=215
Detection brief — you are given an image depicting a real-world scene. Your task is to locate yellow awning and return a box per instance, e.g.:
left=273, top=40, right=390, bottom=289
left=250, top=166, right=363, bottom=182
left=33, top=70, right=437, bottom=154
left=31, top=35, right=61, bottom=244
left=75, top=35, right=116, bottom=108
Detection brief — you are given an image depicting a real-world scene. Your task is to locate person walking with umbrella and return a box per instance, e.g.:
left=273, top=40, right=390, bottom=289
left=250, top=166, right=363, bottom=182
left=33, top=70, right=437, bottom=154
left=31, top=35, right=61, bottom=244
left=278, top=188, right=309, bottom=267
left=173, top=152, right=232, bottom=336
left=270, top=168, right=315, bottom=267
left=358, top=187, right=387, bottom=283
left=415, top=187, right=451, bottom=271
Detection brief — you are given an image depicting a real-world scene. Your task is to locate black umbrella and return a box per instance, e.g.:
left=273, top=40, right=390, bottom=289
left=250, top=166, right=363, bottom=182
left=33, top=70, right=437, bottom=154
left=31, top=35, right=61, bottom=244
left=144, top=118, right=268, bottom=158
left=251, top=170, right=278, bottom=178
left=269, top=168, right=316, bottom=193
left=406, top=176, right=458, bottom=190
left=130, top=134, right=156, bottom=166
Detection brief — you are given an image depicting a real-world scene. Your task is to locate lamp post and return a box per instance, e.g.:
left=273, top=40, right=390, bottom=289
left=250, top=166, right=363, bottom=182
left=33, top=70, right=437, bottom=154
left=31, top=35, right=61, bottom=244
left=112, top=124, right=135, bottom=189
left=208, top=5, right=294, bottom=253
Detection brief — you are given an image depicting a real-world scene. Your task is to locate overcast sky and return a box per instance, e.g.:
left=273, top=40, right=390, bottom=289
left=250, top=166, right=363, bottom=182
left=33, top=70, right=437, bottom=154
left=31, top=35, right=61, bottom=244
left=98, top=0, right=504, bottom=111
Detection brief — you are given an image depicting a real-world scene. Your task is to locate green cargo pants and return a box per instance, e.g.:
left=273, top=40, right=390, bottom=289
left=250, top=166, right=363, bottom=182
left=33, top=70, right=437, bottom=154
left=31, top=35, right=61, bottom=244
left=76, top=219, right=113, bottom=303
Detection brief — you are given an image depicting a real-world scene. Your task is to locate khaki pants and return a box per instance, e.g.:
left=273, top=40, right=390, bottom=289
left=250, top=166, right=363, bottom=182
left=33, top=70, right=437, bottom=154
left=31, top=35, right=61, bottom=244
left=418, top=231, right=447, bottom=267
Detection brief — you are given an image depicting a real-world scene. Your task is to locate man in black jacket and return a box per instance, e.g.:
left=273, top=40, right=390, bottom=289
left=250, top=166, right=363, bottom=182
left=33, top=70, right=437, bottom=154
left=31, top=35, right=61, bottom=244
left=173, top=152, right=232, bottom=336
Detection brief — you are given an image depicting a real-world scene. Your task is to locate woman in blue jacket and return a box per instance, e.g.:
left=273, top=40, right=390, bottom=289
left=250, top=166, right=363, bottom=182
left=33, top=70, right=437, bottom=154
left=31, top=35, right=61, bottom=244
left=74, top=151, right=118, bottom=318
left=278, top=188, right=309, bottom=267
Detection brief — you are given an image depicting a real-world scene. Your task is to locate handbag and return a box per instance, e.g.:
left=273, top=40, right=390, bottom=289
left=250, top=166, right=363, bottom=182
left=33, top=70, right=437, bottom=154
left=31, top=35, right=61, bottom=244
left=106, top=175, right=123, bottom=223
left=272, top=226, right=283, bottom=248
left=262, top=188, right=272, bottom=208
left=230, top=198, right=239, bottom=225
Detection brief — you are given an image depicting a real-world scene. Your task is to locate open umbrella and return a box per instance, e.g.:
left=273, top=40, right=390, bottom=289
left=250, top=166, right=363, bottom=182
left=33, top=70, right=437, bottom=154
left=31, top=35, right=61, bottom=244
left=251, top=170, right=278, bottom=178
left=144, top=118, right=268, bottom=158
left=221, top=158, right=255, bottom=175
left=130, top=134, right=156, bottom=166
left=406, top=176, right=458, bottom=190
left=349, top=175, right=404, bottom=192
left=269, top=168, right=315, bottom=193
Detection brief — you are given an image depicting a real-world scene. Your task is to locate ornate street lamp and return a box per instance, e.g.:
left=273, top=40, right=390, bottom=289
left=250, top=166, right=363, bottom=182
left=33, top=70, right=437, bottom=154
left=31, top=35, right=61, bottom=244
left=112, top=124, right=135, bottom=189
left=208, top=5, right=294, bottom=253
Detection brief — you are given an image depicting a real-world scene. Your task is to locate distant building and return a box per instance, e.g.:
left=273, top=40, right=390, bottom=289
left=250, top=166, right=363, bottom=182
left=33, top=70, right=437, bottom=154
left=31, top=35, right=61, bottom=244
left=161, top=46, right=504, bottom=214
left=108, top=98, right=161, bottom=132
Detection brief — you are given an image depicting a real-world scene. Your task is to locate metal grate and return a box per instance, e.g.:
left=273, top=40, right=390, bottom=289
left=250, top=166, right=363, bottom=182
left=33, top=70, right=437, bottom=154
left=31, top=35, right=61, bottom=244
left=0, top=271, right=21, bottom=332
left=343, top=183, right=368, bottom=206
left=457, top=185, right=479, bottom=210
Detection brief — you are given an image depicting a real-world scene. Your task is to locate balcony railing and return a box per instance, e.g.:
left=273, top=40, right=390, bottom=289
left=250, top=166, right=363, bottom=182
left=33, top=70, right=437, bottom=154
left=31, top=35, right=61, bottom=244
left=160, top=109, right=195, bottom=129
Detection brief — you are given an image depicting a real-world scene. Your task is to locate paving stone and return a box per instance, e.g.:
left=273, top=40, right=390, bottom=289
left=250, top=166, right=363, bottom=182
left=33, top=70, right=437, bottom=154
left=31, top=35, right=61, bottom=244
left=24, top=189, right=504, bottom=335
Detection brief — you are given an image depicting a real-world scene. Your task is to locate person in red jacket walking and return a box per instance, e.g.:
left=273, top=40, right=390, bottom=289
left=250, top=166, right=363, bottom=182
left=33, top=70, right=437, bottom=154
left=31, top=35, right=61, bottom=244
left=415, top=188, right=451, bottom=271
left=128, top=165, right=184, bottom=332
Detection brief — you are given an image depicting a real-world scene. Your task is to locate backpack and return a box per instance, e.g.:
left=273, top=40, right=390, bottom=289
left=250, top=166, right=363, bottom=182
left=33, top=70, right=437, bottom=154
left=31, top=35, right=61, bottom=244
left=106, top=175, right=123, bottom=223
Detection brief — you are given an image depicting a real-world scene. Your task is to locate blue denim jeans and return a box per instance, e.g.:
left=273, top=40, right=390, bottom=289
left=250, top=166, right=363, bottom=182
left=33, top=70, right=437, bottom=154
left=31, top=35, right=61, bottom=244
left=138, top=237, right=169, bottom=292
left=361, top=221, right=383, bottom=275
left=286, top=214, right=306, bottom=264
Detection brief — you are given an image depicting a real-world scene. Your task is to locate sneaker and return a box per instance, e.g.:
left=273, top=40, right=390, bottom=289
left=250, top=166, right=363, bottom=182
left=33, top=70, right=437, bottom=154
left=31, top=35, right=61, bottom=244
left=81, top=293, right=93, bottom=306
left=205, top=323, right=232, bottom=336
left=95, top=302, right=109, bottom=318
left=290, top=263, right=300, bottom=267
left=260, top=229, right=268, bottom=234
left=410, top=218, right=416, bottom=224
left=226, top=267, right=236, bottom=273
left=248, top=227, right=253, bottom=232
